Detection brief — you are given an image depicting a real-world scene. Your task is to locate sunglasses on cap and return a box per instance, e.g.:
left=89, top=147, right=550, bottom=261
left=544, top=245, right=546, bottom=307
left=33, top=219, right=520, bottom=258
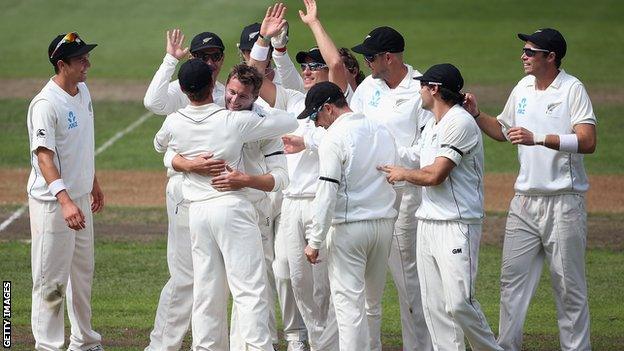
left=522, top=47, right=550, bottom=57
left=420, top=81, right=443, bottom=88
left=363, top=52, right=387, bottom=63
left=194, top=51, right=224, bottom=63
left=50, top=32, right=81, bottom=59
left=309, top=96, right=332, bottom=121
left=301, top=62, right=328, bottom=72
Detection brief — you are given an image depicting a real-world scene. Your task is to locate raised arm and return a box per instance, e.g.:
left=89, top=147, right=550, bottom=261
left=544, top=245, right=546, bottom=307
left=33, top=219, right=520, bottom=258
left=299, top=0, right=349, bottom=93
left=143, top=29, right=190, bottom=115
left=249, top=3, right=288, bottom=106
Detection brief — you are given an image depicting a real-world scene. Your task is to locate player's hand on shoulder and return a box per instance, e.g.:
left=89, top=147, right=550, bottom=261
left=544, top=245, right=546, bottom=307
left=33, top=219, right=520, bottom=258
left=463, top=93, right=480, bottom=117
left=166, top=28, right=189, bottom=60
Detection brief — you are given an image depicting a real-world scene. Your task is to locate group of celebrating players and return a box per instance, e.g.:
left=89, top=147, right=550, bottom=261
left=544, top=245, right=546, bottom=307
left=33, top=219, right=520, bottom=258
left=26, top=0, right=597, bottom=350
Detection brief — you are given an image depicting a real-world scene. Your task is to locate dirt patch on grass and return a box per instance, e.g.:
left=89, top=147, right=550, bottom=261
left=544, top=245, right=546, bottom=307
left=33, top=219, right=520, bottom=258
left=2, top=78, right=623, bottom=105
left=3, top=169, right=623, bottom=212
left=1, top=169, right=623, bottom=250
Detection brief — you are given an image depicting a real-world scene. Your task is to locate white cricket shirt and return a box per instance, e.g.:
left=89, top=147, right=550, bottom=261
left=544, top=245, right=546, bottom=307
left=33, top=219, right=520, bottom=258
left=154, top=103, right=297, bottom=202
left=350, top=64, right=433, bottom=168
left=143, top=53, right=225, bottom=115
left=308, top=112, right=398, bottom=249
left=27, top=79, right=95, bottom=201
left=415, top=105, right=484, bottom=223
left=274, top=84, right=353, bottom=198
left=497, top=70, right=597, bottom=194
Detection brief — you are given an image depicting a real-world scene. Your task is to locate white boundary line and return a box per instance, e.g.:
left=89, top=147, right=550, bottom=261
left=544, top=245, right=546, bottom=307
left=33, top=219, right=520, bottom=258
left=0, top=111, right=154, bottom=233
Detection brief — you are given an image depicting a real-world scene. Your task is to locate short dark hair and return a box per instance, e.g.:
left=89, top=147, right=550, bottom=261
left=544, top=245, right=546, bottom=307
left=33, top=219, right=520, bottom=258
left=437, top=86, right=465, bottom=107
left=331, top=95, right=348, bottom=108
left=184, top=83, right=213, bottom=102
left=226, top=64, right=263, bottom=97
left=339, top=48, right=365, bottom=86
left=52, top=57, right=71, bottom=74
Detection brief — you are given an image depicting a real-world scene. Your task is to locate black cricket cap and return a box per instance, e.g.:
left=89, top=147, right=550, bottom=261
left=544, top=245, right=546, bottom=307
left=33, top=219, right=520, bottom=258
left=190, top=32, right=225, bottom=53
left=518, top=28, right=566, bottom=60
left=414, top=63, right=464, bottom=94
left=351, top=26, right=404, bottom=56
left=48, top=32, right=97, bottom=66
left=295, top=47, right=326, bottom=64
left=238, top=23, right=262, bottom=51
left=298, top=81, right=345, bottom=119
left=178, top=58, right=214, bottom=93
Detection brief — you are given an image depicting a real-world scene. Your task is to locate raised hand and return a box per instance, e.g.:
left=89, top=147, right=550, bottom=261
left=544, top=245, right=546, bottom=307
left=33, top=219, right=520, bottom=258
left=271, top=21, right=289, bottom=49
left=260, top=3, right=288, bottom=39
left=166, top=28, right=189, bottom=60
left=298, top=0, right=319, bottom=25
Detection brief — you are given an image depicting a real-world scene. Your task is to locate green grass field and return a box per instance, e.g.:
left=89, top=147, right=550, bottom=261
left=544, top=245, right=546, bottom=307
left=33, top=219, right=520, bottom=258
left=2, top=0, right=624, bottom=349
left=2, top=208, right=623, bottom=350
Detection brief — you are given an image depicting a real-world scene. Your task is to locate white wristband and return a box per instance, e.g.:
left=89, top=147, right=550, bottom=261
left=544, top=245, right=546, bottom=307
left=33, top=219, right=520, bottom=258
left=250, top=43, right=270, bottom=61
left=559, top=134, right=579, bottom=153
left=48, top=179, right=67, bottom=196
left=533, top=133, right=546, bottom=145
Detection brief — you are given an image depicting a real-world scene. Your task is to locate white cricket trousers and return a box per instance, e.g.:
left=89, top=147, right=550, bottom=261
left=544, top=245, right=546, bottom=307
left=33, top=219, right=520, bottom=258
left=146, top=175, right=195, bottom=351
left=498, top=194, right=591, bottom=351
left=30, top=195, right=102, bottom=351
left=281, top=196, right=339, bottom=350
left=389, top=186, right=432, bottom=351
left=417, top=220, right=501, bottom=351
left=326, top=218, right=394, bottom=351
left=189, top=195, right=272, bottom=351
left=231, top=196, right=280, bottom=349
left=271, top=192, right=308, bottom=343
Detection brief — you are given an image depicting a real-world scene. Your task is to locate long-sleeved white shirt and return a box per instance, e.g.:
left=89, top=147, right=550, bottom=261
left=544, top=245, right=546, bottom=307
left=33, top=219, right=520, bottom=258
left=143, top=53, right=226, bottom=115
left=154, top=103, right=296, bottom=202
left=308, top=112, right=398, bottom=249
left=272, top=50, right=305, bottom=93
left=350, top=64, right=432, bottom=169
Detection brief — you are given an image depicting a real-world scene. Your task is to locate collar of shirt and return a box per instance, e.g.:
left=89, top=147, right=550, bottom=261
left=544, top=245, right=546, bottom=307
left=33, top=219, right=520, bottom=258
left=178, top=103, right=223, bottom=122
left=371, top=64, right=419, bottom=91
left=524, top=69, right=567, bottom=90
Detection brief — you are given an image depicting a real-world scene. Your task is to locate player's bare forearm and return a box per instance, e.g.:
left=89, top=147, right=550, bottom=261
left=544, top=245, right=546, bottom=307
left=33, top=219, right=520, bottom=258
left=476, top=113, right=507, bottom=141
left=246, top=173, right=276, bottom=192
left=403, top=166, right=444, bottom=186
left=306, top=19, right=348, bottom=92
left=36, top=147, right=62, bottom=184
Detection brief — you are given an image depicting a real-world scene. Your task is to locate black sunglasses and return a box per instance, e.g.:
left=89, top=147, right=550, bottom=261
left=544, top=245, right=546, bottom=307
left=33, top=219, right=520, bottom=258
left=364, top=52, right=387, bottom=63
left=522, top=47, right=550, bottom=57
left=301, top=62, right=328, bottom=72
left=309, top=97, right=332, bottom=121
left=194, top=51, right=224, bottom=62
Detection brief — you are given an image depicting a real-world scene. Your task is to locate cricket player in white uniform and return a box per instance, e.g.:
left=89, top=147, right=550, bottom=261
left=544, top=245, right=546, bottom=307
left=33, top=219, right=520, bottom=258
left=154, top=58, right=297, bottom=350
left=380, top=63, right=502, bottom=351
left=248, top=2, right=353, bottom=349
left=237, top=23, right=309, bottom=350
left=464, top=28, right=596, bottom=351
left=350, top=26, right=433, bottom=351
left=301, top=82, right=398, bottom=351
left=143, top=29, right=229, bottom=351
left=144, top=29, right=305, bottom=350
left=27, top=32, right=104, bottom=351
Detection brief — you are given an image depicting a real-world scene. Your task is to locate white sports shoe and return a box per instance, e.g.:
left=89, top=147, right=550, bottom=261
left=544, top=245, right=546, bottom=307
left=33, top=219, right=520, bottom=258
left=287, top=340, right=309, bottom=351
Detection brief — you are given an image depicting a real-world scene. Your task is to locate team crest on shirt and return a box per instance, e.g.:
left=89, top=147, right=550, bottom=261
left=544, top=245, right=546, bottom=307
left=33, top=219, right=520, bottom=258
left=67, top=111, right=78, bottom=129
left=517, top=97, right=527, bottom=115
left=369, top=90, right=381, bottom=107
left=546, top=102, right=561, bottom=115
left=36, top=129, right=46, bottom=138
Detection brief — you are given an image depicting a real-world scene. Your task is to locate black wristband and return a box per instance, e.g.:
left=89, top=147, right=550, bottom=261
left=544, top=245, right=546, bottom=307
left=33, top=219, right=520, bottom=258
left=473, top=110, right=481, bottom=119
left=258, top=33, right=271, bottom=43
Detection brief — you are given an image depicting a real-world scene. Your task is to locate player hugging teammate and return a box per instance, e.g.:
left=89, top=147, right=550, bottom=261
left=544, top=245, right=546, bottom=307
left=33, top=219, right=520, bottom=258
left=28, top=1, right=596, bottom=350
